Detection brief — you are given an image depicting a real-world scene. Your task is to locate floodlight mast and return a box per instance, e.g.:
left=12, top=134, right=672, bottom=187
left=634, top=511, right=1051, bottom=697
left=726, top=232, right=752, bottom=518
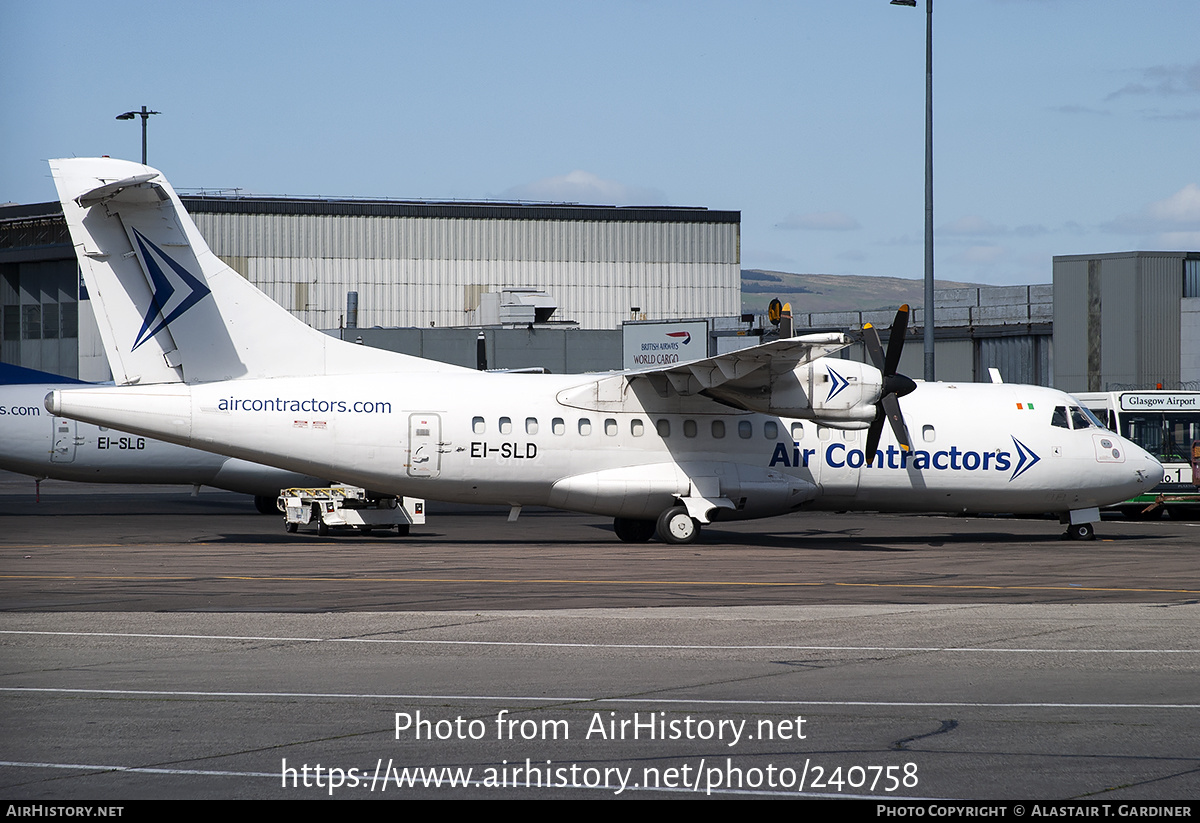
left=115, top=106, right=161, bottom=164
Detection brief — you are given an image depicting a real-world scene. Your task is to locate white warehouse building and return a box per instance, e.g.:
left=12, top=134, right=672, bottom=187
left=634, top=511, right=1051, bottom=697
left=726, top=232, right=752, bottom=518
left=183, top=196, right=742, bottom=332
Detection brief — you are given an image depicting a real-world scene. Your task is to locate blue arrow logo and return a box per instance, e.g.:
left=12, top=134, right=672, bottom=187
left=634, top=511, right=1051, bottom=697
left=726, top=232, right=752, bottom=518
left=130, top=228, right=212, bottom=351
left=1009, top=436, right=1041, bottom=481
left=826, top=365, right=850, bottom=402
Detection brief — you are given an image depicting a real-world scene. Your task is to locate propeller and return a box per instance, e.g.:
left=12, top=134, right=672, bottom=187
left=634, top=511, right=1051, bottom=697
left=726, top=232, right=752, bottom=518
left=862, top=304, right=918, bottom=465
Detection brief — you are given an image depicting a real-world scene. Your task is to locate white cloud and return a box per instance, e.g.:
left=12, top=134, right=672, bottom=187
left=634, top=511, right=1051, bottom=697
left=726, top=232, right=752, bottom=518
left=1147, top=183, right=1200, bottom=223
left=500, top=171, right=667, bottom=205
left=775, top=211, right=861, bottom=231
left=1102, top=183, right=1200, bottom=234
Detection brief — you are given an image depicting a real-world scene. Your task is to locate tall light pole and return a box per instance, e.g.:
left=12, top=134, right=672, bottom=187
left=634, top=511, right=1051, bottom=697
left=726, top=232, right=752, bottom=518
left=891, top=0, right=934, bottom=381
left=115, top=106, right=161, bottom=165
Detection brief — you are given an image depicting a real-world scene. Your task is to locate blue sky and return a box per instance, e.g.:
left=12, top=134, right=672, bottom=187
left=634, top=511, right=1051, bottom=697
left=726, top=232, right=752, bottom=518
left=3, top=1, right=1198, bottom=286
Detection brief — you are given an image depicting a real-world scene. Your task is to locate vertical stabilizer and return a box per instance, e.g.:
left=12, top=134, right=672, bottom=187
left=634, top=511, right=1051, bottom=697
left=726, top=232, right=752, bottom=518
left=50, top=158, right=464, bottom=385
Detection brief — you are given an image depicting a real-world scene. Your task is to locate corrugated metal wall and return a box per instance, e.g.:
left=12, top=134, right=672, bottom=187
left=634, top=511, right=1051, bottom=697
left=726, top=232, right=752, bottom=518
left=1053, top=252, right=1185, bottom=391
left=191, top=210, right=740, bottom=330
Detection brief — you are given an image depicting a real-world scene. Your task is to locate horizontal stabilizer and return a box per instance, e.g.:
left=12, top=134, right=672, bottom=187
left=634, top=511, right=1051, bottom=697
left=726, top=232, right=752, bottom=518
left=77, top=173, right=161, bottom=207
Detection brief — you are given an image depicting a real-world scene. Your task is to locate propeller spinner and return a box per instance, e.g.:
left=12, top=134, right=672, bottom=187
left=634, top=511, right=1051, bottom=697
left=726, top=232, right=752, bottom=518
left=862, top=305, right=918, bottom=465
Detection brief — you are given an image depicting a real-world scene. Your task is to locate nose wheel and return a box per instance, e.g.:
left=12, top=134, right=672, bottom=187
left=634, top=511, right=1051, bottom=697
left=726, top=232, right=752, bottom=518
left=1063, top=522, right=1095, bottom=541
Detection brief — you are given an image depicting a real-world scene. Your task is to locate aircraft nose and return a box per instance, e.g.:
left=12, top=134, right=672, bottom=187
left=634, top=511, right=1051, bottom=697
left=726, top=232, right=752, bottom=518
left=1124, top=440, right=1164, bottom=491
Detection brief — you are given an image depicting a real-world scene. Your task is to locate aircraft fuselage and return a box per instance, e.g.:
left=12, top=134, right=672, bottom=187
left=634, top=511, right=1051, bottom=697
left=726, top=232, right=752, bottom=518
left=47, top=370, right=1160, bottom=521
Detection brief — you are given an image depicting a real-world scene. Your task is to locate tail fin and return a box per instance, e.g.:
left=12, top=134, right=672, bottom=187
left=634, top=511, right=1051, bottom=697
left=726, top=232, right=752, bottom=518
left=50, top=158, right=463, bottom=385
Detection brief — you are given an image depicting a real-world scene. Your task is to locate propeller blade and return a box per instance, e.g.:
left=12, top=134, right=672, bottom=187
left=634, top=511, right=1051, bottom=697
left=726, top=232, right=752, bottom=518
left=883, top=304, right=909, bottom=377
left=863, top=305, right=916, bottom=467
left=864, top=412, right=885, bottom=466
left=881, top=392, right=913, bottom=453
left=862, top=323, right=886, bottom=372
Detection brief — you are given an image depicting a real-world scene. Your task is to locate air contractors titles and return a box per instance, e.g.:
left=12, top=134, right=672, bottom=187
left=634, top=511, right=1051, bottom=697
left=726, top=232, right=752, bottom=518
left=770, top=441, right=1014, bottom=472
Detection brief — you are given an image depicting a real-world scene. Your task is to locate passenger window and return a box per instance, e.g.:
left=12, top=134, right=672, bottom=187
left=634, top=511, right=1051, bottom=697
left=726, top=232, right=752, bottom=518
left=764, top=421, right=778, bottom=439
left=552, top=417, right=565, bottom=436
left=472, top=416, right=485, bottom=434
left=712, top=420, right=725, bottom=438
left=656, top=419, right=670, bottom=438
left=1051, top=406, right=1069, bottom=429
left=578, top=418, right=592, bottom=436
left=817, top=426, right=831, bottom=441
left=631, top=419, right=644, bottom=437
left=605, top=418, right=617, bottom=436
left=683, top=419, right=697, bottom=438
left=525, top=417, right=538, bottom=435
left=791, top=422, right=804, bottom=440
left=922, top=424, right=935, bottom=443
left=739, top=420, right=753, bottom=439
left=499, top=417, right=512, bottom=435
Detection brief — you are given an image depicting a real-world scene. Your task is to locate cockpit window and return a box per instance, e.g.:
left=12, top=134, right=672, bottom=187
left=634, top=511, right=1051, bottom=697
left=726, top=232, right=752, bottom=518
left=1069, top=406, right=1094, bottom=430
left=1051, top=406, right=1069, bottom=429
left=1078, top=405, right=1108, bottom=430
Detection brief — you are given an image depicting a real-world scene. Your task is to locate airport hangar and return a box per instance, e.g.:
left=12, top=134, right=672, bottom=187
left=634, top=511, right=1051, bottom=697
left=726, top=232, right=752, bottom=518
left=1, top=195, right=1197, bottom=391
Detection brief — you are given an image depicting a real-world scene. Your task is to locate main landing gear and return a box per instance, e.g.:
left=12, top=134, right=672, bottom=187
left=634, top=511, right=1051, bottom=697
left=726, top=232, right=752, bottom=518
left=613, top=517, right=656, bottom=543
left=612, top=506, right=702, bottom=544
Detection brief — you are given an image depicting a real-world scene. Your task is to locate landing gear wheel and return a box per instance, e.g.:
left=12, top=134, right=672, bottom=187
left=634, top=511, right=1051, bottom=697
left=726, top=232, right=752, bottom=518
left=1064, top=522, right=1095, bottom=541
left=285, top=522, right=298, bottom=533
left=613, top=517, right=655, bottom=543
left=656, top=506, right=700, bottom=545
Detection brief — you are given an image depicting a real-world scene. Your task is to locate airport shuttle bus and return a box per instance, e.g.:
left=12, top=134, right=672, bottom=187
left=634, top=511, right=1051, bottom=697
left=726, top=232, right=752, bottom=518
left=1075, top=390, right=1200, bottom=519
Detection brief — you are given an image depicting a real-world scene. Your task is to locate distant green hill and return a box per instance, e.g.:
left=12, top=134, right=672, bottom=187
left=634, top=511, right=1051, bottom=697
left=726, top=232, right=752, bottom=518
left=742, top=269, right=986, bottom=315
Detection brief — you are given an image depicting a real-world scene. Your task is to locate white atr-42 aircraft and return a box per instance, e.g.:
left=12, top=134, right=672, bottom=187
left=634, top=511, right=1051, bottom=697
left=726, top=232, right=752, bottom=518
left=44, top=158, right=1162, bottom=542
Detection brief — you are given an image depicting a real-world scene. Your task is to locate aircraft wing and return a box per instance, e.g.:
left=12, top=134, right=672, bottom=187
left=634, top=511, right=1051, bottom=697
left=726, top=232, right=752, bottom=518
left=629, top=332, right=851, bottom=397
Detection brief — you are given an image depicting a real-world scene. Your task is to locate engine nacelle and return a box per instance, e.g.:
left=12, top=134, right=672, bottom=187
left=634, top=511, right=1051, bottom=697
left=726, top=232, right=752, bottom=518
left=709, top=357, right=881, bottom=426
